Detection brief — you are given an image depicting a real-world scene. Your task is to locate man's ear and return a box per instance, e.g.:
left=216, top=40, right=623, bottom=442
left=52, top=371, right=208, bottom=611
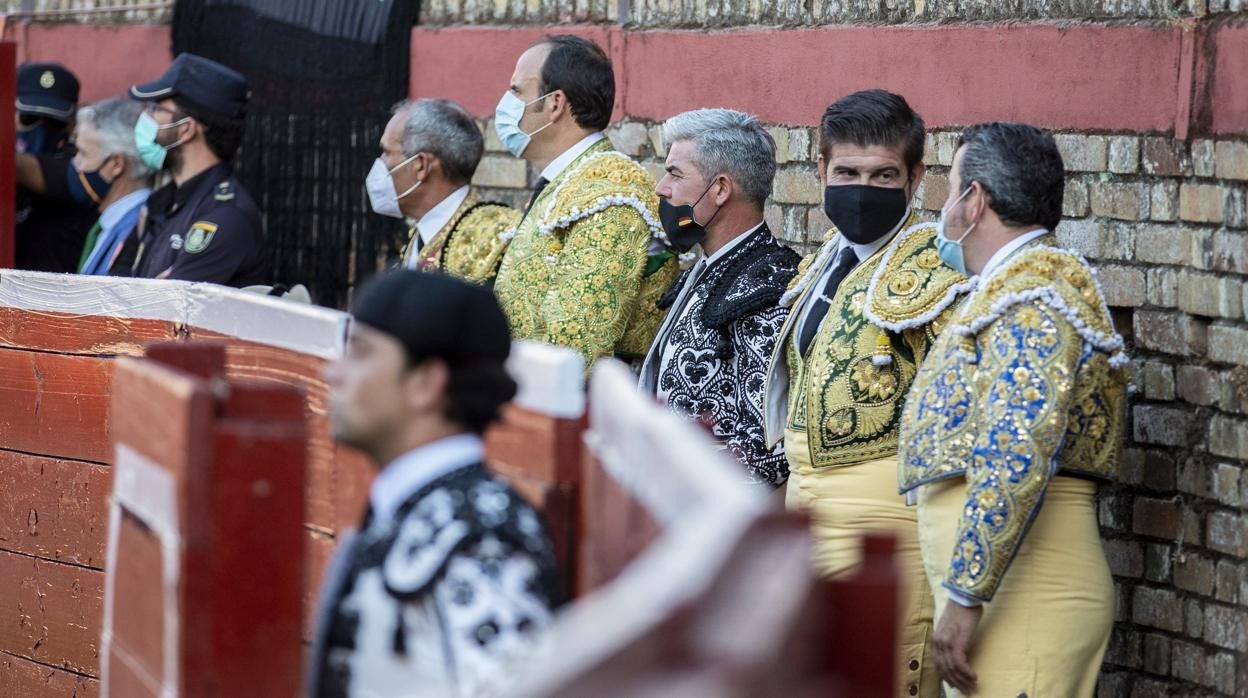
left=404, top=358, right=450, bottom=414
left=816, top=153, right=827, bottom=187
left=713, top=173, right=734, bottom=206
left=544, top=89, right=568, bottom=124
left=105, top=152, right=127, bottom=181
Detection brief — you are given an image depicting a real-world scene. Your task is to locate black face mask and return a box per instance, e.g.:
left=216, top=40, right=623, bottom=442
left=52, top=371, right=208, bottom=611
left=659, top=180, right=721, bottom=253
left=822, top=183, right=910, bottom=245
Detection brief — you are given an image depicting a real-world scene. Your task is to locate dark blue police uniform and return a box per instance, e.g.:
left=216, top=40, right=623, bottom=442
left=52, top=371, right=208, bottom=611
left=128, top=53, right=268, bottom=287
left=131, top=162, right=266, bottom=286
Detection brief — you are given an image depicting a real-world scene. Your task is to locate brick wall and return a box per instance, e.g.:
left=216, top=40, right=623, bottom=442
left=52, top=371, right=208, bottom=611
left=468, top=116, right=1248, bottom=695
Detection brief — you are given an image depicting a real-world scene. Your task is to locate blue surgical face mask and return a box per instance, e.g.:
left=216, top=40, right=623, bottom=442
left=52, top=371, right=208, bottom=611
left=134, top=110, right=190, bottom=171
left=494, top=90, right=554, bottom=158
left=936, top=184, right=977, bottom=275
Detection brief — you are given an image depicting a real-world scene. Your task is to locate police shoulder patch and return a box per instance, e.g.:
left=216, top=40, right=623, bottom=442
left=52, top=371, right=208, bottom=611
left=184, top=221, right=219, bottom=254
left=214, top=182, right=235, bottom=201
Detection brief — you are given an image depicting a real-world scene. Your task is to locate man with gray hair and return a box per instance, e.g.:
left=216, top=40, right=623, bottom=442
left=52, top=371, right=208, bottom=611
left=366, top=98, right=519, bottom=284
left=66, top=98, right=155, bottom=275
left=639, top=107, right=799, bottom=488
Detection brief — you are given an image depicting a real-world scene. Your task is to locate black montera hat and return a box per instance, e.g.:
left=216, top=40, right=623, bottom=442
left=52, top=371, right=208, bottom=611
left=130, top=53, right=250, bottom=120
left=16, top=63, right=80, bottom=121
left=350, top=271, right=512, bottom=366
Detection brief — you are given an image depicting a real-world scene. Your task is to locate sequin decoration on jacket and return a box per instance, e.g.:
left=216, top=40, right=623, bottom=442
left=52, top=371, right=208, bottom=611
left=401, top=189, right=521, bottom=285
left=309, top=463, right=563, bottom=698
left=492, top=138, right=679, bottom=367
left=897, top=237, right=1129, bottom=602
left=762, top=215, right=972, bottom=469
left=640, top=224, right=800, bottom=487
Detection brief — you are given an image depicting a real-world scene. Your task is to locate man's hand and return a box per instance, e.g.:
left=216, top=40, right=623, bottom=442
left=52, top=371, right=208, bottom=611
left=932, top=601, right=982, bottom=694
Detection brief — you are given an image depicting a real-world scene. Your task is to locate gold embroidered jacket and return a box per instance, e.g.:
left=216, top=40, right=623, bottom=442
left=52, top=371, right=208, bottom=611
left=897, top=239, right=1129, bottom=602
left=401, top=190, right=520, bottom=285
left=763, top=215, right=971, bottom=469
left=493, top=138, right=678, bottom=367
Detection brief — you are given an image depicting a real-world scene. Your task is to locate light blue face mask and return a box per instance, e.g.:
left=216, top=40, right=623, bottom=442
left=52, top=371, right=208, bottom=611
left=936, top=184, right=977, bottom=275
left=494, top=90, right=554, bottom=158
left=134, top=110, right=190, bottom=171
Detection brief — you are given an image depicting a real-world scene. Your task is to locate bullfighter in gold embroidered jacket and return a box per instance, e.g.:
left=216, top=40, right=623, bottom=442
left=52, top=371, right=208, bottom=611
left=762, top=91, right=970, bottom=698
left=898, top=122, right=1126, bottom=698
left=369, top=98, right=518, bottom=285
left=490, top=36, right=678, bottom=369
left=402, top=190, right=518, bottom=284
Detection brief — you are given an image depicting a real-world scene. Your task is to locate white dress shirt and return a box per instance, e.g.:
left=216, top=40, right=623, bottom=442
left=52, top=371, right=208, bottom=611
left=406, top=185, right=471, bottom=268
left=368, top=433, right=484, bottom=524
left=540, top=132, right=606, bottom=183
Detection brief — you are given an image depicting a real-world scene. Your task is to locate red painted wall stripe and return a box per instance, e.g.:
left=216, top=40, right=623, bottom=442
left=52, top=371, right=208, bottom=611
left=410, top=24, right=1247, bottom=136
left=1212, top=24, right=1248, bottom=134
left=3, top=22, right=1242, bottom=135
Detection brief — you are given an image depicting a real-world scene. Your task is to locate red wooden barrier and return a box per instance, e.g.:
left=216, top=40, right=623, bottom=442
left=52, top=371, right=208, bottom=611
left=0, top=272, right=591, bottom=692
left=515, top=360, right=898, bottom=697
left=0, top=40, right=14, bottom=269
left=103, top=342, right=307, bottom=697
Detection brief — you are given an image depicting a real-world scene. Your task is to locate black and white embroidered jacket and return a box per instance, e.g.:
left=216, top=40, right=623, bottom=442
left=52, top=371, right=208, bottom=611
left=639, top=224, right=801, bottom=488
left=308, top=463, right=563, bottom=698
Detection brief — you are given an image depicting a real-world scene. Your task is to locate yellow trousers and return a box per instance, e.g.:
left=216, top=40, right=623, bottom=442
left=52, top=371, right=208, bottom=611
left=918, top=476, right=1114, bottom=697
left=786, top=444, right=939, bottom=698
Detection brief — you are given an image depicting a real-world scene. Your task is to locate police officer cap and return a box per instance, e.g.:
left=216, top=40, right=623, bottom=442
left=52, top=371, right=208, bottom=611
left=130, top=53, right=250, bottom=120
left=16, top=63, right=80, bottom=122
left=350, top=271, right=512, bottom=366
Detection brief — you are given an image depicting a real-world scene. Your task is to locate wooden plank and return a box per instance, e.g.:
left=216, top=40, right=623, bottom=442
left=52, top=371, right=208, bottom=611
left=485, top=406, right=584, bottom=484
left=0, top=551, right=104, bottom=676
left=205, top=335, right=338, bottom=530
left=0, top=308, right=178, bottom=356
left=331, top=446, right=372, bottom=532
left=0, top=651, right=99, bottom=698
left=303, top=527, right=337, bottom=643
left=0, top=348, right=113, bottom=463
left=577, top=450, right=661, bottom=596
left=0, top=450, right=110, bottom=568
left=107, top=511, right=166, bottom=689
left=194, top=389, right=306, bottom=698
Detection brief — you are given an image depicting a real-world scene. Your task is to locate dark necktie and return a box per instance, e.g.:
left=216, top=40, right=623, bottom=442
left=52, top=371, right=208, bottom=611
left=525, top=177, right=550, bottom=214
left=797, top=246, right=859, bottom=356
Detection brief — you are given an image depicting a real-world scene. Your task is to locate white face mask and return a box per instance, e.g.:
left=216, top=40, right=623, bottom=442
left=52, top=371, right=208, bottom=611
left=365, top=153, right=420, bottom=218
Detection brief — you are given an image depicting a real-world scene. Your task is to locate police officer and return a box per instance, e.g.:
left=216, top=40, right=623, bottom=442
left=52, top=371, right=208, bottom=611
left=127, top=53, right=266, bottom=287
left=13, top=62, right=98, bottom=272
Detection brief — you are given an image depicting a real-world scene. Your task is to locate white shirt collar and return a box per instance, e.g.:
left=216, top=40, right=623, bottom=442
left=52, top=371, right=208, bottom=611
left=980, top=228, right=1049, bottom=278
left=835, top=205, right=910, bottom=263
left=369, top=433, right=484, bottom=524
left=98, top=188, right=151, bottom=232
left=414, top=185, right=470, bottom=249
left=702, top=221, right=763, bottom=267
left=540, top=132, right=605, bottom=183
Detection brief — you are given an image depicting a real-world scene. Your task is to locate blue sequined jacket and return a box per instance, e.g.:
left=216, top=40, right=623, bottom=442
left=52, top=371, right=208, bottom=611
left=897, top=238, right=1129, bottom=602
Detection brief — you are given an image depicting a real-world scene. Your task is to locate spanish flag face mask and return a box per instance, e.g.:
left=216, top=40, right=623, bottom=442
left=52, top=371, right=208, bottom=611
left=658, top=178, right=723, bottom=253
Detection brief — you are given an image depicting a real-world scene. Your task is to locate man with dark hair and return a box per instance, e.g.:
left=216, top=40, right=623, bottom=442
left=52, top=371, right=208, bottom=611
left=310, top=270, right=563, bottom=698
left=368, top=98, right=519, bottom=284
left=12, top=62, right=99, bottom=272
left=127, top=53, right=266, bottom=287
left=899, top=122, right=1125, bottom=697
left=762, top=89, right=971, bottom=697
left=491, top=35, right=679, bottom=367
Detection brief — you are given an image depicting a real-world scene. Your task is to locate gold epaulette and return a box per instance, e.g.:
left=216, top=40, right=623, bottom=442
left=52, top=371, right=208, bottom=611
left=864, top=223, right=972, bottom=332
left=441, top=203, right=521, bottom=283
left=953, top=244, right=1126, bottom=365
left=534, top=151, right=662, bottom=243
